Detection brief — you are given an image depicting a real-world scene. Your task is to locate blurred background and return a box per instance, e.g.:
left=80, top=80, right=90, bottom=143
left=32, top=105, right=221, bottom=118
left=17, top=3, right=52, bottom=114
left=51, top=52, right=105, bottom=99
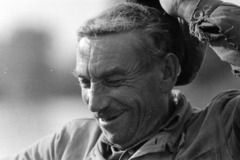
left=0, top=0, right=239, bottom=158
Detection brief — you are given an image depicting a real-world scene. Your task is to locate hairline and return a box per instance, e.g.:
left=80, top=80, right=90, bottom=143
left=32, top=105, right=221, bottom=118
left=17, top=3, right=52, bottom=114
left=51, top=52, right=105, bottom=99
left=78, top=29, right=164, bottom=70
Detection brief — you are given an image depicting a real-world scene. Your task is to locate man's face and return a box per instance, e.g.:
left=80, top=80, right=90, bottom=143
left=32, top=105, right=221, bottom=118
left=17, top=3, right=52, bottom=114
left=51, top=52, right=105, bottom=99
left=75, top=32, right=169, bottom=148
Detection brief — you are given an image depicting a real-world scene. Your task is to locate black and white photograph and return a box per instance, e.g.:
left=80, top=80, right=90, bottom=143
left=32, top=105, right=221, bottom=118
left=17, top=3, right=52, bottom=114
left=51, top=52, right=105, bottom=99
left=1, top=0, right=240, bottom=159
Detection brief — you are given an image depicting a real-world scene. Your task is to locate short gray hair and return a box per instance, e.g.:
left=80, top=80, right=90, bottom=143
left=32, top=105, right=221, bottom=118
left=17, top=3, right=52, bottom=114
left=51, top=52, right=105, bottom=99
left=77, top=2, right=182, bottom=68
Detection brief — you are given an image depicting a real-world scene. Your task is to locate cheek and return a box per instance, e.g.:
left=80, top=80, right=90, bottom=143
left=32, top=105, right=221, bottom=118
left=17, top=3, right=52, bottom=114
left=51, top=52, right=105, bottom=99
left=111, top=88, right=140, bottom=107
left=117, top=89, right=144, bottom=120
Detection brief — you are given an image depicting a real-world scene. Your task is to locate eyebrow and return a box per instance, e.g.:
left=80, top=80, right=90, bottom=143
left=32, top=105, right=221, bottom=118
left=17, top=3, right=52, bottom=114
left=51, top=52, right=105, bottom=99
left=72, top=67, right=126, bottom=79
left=99, top=67, right=126, bottom=78
left=72, top=68, right=85, bottom=78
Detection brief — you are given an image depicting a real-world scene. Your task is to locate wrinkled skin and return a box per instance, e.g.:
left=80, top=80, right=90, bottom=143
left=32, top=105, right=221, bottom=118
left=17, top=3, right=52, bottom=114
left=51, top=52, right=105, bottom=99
left=74, top=32, right=177, bottom=149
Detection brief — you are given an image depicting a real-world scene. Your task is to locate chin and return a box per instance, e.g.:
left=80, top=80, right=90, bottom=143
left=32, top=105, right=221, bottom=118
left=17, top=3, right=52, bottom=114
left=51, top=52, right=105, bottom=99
left=103, top=131, right=129, bottom=147
left=104, top=131, right=140, bottom=149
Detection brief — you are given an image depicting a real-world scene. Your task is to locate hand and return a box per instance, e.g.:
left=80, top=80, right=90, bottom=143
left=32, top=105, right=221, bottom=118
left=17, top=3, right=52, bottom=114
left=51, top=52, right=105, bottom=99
left=159, top=0, right=176, bottom=16
left=159, top=0, right=189, bottom=17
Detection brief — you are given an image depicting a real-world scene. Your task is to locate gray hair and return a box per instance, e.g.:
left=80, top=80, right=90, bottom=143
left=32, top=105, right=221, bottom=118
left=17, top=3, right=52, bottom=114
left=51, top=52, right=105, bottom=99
left=77, top=2, right=182, bottom=68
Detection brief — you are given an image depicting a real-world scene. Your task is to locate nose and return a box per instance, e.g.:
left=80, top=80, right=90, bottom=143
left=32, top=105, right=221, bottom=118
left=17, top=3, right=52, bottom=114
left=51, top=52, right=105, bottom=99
left=84, top=83, right=110, bottom=113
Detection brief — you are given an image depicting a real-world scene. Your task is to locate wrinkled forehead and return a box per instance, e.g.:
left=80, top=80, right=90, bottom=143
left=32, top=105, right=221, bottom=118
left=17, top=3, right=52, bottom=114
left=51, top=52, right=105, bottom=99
left=76, top=36, right=118, bottom=62
left=77, top=33, right=137, bottom=56
left=75, top=33, right=142, bottom=77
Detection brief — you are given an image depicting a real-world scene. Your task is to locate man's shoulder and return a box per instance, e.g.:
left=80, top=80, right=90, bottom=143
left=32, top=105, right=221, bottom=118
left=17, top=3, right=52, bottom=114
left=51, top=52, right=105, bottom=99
left=180, top=90, right=240, bottom=159
left=63, top=118, right=97, bottom=128
left=51, top=118, right=101, bottom=158
left=209, top=89, right=240, bottom=111
left=187, top=89, right=240, bottom=129
left=211, top=89, right=240, bottom=101
left=61, top=118, right=100, bottom=135
left=203, top=89, right=240, bottom=132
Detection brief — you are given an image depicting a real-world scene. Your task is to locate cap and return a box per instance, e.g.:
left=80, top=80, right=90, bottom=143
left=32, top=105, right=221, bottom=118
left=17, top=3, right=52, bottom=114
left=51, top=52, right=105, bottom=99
left=127, top=0, right=206, bottom=85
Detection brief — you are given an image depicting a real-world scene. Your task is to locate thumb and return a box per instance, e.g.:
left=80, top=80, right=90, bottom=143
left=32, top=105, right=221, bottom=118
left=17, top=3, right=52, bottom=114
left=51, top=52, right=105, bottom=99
left=159, top=0, right=177, bottom=16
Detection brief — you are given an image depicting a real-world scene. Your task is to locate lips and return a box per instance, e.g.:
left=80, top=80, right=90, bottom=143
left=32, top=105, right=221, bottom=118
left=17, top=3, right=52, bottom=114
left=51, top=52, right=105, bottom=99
left=100, top=111, right=124, bottom=122
left=98, top=110, right=126, bottom=124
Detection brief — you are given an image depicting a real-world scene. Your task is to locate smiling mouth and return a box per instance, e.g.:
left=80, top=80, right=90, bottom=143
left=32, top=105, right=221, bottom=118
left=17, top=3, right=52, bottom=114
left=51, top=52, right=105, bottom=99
left=99, top=111, right=125, bottom=122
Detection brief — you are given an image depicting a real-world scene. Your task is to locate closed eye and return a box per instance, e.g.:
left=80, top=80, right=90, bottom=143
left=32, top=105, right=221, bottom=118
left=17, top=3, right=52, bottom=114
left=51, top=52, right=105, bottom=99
left=79, top=77, right=90, bottom=88
left=103, top=78, right=124, bottom=87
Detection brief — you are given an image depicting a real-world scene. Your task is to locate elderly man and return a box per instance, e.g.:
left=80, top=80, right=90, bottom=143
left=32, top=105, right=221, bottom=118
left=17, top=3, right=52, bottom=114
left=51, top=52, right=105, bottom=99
left=4, top=0, right=240, bottom=160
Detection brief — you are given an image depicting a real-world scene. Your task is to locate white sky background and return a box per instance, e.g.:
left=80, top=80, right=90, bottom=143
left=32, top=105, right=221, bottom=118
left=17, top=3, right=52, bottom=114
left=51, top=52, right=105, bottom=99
left=0, top=0, right=239, bottom=34
left=0, top=0, right=121, bottom=71
left=0, top=0, right=113, bottom=39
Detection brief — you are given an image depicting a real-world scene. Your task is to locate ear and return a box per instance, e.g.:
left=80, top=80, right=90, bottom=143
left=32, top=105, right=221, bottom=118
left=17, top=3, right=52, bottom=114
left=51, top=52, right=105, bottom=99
left=160, top=53, right=180, bottom=93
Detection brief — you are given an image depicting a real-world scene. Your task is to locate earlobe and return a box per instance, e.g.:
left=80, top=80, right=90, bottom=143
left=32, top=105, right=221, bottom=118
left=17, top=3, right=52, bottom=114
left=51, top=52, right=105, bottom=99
left=160, top=53, right=180, bottom=93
